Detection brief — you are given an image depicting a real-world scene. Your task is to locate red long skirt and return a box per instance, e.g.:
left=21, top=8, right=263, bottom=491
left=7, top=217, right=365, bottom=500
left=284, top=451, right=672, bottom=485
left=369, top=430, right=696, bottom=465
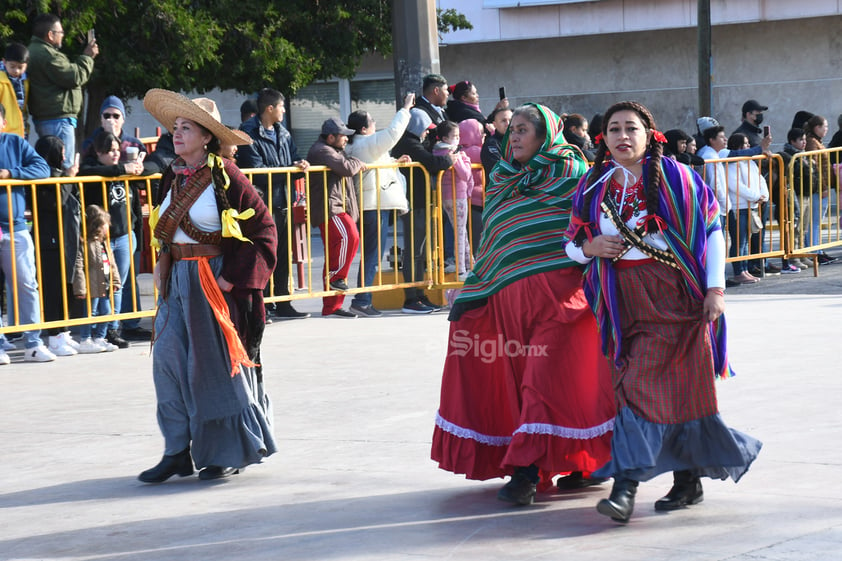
left=431, top=268, right=615, bottom=484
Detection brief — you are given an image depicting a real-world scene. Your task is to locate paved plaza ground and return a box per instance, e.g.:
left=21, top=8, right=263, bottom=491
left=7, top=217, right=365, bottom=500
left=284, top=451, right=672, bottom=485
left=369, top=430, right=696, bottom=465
left=1, top=255, right=841, bottom=560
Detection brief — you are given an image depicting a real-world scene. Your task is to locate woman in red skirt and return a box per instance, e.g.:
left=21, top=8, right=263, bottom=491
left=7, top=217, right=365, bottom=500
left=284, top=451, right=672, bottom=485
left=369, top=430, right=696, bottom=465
left=565, top=101, right=762, bottom=523
left=431, top=103, right=615, bottom=506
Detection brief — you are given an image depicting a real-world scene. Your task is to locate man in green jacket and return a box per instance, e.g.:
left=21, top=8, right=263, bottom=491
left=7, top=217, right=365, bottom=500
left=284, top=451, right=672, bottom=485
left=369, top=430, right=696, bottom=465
left=27, top=13, right=98, bottom=172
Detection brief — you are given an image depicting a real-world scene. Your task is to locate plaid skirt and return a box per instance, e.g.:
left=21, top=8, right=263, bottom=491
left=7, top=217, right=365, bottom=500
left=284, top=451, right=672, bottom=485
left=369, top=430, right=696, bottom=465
left=593, top=260, right=761, bottom=482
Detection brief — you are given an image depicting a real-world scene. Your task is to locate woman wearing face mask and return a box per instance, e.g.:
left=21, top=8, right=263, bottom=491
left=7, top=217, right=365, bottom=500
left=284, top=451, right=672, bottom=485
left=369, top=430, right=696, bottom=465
left=565, top=101, right=762, bottom=524
left=432, top=104, right=615, bottom=506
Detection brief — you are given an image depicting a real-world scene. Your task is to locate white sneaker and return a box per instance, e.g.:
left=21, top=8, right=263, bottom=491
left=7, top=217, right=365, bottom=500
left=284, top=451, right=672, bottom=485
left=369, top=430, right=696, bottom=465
left=49, top=335, right=78, bottom=356
left=0, top=350, right=9, bottom=365
left=1, top=338, right=17, bottom=351
left=78, top=337, right=107, bottom=354
left=94, top=337, right=118, bottom=352
left=23, top=345, right=57, bottom=363
left=59, top=331, right=80, bottom=351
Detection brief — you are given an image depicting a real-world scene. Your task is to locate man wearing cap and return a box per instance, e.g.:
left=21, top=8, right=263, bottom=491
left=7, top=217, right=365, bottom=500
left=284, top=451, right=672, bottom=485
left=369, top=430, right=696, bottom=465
left=80, top=95, right=148, bottom=169
left=390, top=108, right=455, bottom=314
left=27, top=13, right=98, bottom=172
left=306, top=117, right=366, bottom=318
left=79, top=95, right=153, bottom=343
left=733, top=99, right=768, bottom=148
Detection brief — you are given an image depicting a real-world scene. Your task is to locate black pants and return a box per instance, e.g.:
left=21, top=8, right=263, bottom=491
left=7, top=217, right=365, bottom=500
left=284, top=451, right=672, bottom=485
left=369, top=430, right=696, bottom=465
left=265, top=208, right=293, bottom=308
left=401, top=207, right=427, bottom=301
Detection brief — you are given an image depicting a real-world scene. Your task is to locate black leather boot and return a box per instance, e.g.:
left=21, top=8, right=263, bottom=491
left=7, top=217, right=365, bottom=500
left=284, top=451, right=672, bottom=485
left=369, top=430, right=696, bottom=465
left=556, top=471, right=608, bottom=490
left=138, top=448, right=194, bottom=483
left=198, top=466, right=239, bottom=481
left=497, top=466, right=538, bottom=505
left=596, top=478, right=639, bottom=523
left=654, top=470, right=703, bottom=511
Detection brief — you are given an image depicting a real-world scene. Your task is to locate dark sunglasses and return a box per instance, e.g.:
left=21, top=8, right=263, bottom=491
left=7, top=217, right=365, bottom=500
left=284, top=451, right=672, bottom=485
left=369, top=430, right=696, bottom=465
left=102, top=112, right=122, bottom=120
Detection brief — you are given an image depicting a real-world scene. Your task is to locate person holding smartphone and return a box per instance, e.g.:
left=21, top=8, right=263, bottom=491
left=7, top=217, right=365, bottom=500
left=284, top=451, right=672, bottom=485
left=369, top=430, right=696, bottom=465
left=445, top=80, right=509, bottom=130
left=27, top=14, right=98, bottom=173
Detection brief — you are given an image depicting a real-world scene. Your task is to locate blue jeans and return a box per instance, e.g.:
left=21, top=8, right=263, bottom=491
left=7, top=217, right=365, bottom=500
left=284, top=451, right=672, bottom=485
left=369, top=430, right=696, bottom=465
left=120, top=249, right=143, bottom=330
left=79, top=297, right=110, bottom=340
left=728, top=209, right=750, bottom=275
left=353, top=210, right=389, bottom=308
left=806, top=193, right=829, bottom=248
left=34, top=118, right=76, bottom=171
left=0, top=229, right=44, bottom=349
left=109, top=233, right=135, bottom=330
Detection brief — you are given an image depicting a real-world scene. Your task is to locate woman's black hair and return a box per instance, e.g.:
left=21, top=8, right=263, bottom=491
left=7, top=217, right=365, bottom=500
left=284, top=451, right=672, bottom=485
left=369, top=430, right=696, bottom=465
left=93, top=131, right=119, bottom=155
left=664, top=129, right=690, bottom=157
left=346, top=110, right=370, bottom=144
left=727, top=132, right=748, bottom=151
left=194, top=123, right=221, bottom=155
left=450, top=81, right=473, bottom=101
left=582, top=101, right=663, bottom=235
left=34, top=135, right=64, bottom=170
left=435, top=120, right=459, bottom=143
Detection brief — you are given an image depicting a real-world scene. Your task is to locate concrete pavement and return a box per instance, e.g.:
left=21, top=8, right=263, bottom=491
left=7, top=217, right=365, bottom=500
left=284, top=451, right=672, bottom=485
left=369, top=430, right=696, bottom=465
left=2, top=260, right=842, bottom=560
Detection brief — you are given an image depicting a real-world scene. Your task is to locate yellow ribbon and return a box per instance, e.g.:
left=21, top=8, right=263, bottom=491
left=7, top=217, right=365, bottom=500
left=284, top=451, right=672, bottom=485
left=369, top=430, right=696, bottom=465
left=221, top=208, right=255, bottom=243
left=208, top=153, right=230, bottom=189
left=149, top=205, right=161, bottom=249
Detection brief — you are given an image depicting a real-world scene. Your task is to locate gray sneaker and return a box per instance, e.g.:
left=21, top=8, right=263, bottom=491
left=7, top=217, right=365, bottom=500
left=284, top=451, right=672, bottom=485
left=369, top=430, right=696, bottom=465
left=350, top=303, right=383, bottom=317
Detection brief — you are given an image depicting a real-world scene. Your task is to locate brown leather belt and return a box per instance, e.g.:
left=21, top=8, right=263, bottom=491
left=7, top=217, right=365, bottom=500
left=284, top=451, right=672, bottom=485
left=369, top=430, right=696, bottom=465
left=170, top=243, right=222, bottom=260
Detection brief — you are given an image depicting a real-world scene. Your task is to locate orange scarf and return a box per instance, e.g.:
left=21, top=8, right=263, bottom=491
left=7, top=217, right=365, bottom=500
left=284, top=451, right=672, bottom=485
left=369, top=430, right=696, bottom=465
left=185, top=256, right=256, bottom=377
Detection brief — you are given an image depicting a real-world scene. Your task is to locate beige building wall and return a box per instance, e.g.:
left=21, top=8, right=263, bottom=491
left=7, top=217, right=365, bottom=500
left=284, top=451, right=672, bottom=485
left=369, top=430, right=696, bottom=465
left=438, top=15, right=842, bottom=142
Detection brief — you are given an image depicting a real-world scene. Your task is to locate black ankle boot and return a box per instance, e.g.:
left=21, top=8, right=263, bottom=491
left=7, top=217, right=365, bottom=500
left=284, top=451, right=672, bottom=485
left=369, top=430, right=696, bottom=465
left=596, top=478, right=639, bottom=523
left=556, top=471, right=608, bottom=490
left=138, top=448, right=194, bottom=483
left=654, top=470, right=703, bottom=511
left=497, top=466, right=538, bottom=505
left=198, top=466, right=239, bottom=481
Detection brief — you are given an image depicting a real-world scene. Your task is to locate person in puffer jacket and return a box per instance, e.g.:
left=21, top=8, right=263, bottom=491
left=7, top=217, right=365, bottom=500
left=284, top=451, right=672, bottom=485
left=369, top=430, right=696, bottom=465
left=459, top=118, right=485, bottom=255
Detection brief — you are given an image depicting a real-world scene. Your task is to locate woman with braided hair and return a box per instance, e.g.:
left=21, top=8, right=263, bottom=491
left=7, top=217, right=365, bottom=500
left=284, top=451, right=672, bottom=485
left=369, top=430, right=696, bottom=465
left=564, top=101, right=762, bottom=523
left=431, top=103, right=615, bottom=506
left=137, top=90, right=278, bottom=483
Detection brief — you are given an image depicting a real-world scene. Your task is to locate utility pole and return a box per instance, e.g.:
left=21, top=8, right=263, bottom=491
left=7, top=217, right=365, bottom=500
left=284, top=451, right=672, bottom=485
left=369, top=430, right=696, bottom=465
left=392, top=0, right=440, bottom=107
left=698, top=0, right=712, bottom=117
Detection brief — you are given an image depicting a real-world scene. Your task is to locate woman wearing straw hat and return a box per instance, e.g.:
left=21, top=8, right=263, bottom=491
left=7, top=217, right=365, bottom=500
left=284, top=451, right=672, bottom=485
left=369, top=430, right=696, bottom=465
left=138, top=89, right=278, bottom=483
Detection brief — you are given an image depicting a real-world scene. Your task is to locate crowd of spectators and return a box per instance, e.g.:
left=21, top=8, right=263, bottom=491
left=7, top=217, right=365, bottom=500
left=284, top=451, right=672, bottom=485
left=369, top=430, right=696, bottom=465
left=2, top=14, right=842, bottom=360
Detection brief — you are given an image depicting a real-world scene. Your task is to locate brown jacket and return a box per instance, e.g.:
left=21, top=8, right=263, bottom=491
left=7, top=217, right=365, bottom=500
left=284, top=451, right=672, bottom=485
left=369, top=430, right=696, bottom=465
left=73, top=238, right=120, bottom=298
left=306, top=139, right=365, bottom=225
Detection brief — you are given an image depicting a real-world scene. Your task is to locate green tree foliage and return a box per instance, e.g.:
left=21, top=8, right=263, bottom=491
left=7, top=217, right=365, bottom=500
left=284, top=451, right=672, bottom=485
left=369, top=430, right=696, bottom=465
left=1, top=0, right=392, bottom=97
left=0, top=1, right=469, bottom=134
left=437, top=8, right=473, bottom=40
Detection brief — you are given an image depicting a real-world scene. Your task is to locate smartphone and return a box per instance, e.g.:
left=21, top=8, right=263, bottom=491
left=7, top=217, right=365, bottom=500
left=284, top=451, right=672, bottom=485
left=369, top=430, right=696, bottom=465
left=87, top=29, right=95, bottom=43
left=498, top=86, right=506, bottom=100
left=763, top=125, right=771, bottom=137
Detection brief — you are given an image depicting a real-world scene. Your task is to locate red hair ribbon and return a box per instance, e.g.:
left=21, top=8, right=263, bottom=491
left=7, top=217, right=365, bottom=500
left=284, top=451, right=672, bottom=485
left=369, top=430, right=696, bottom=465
left=447, top=84, right=457, bottom=94
left=642, top=214, right=668, bottom=233
left=593, top=133, right=604, bottom=144
left=569, top=215, right=595, bottom=243
left=652, top=130, right=667, bottom=143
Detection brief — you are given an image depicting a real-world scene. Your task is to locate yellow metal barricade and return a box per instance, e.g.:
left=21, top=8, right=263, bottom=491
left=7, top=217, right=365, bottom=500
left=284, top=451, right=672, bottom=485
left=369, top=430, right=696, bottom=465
left=788, top=147, right=842, bottom=264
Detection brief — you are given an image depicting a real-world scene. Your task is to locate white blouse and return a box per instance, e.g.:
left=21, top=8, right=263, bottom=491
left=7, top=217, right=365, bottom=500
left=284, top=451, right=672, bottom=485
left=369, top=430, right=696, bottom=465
left=160, top=184, right=222, bottom=244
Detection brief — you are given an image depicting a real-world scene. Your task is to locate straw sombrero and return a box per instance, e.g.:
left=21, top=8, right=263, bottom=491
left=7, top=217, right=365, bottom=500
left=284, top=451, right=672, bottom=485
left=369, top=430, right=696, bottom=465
left=143, top=88, right=252, bottom=146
